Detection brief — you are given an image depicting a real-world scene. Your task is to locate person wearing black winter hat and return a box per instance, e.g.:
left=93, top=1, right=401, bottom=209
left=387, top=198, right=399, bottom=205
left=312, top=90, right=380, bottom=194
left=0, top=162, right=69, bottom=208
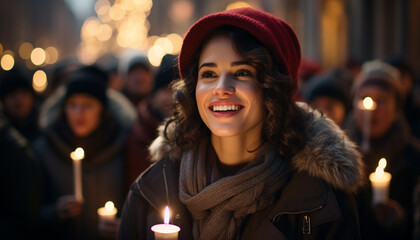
left=33, top=66, right=135, bottom=240
left=119, top=8, right=364, bottom=240
left=303, top=69, right=352, bottom=126
left=0, top=67, right=41, bottom=142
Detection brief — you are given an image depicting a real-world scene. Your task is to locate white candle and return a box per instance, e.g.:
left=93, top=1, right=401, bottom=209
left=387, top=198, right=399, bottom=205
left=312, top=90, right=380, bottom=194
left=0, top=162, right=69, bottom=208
left=359, top=97, right=376, bottom=152
left=369, top=158, right=392, bottom=204
left=70, top=147, right=84, bottom=201
left=97, top=201, right=117, bottom=220
left=151, top=206, right=180, bottom=240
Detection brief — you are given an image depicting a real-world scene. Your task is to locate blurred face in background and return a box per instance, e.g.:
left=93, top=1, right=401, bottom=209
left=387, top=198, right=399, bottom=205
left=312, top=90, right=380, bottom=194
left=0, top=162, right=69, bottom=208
left=309, top=96, right=346, bottom=125
left=126, top=65, right=153, bottom=97
left=65, top=94, right=103, bottom=137
left=3, top=89, right=34, bottom=120
left=354, top=85, right=398, bottom=139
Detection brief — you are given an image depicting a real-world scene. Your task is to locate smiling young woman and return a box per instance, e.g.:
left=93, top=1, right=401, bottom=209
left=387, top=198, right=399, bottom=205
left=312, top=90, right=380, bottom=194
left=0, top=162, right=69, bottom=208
left=119, top=8, right=365, bottom=240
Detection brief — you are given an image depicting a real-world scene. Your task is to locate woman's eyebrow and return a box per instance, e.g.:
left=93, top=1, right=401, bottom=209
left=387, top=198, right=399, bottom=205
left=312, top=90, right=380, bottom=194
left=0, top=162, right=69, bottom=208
left=231, top=61, right=252, bottom=67
left=198, top=62, right=216, bottom=70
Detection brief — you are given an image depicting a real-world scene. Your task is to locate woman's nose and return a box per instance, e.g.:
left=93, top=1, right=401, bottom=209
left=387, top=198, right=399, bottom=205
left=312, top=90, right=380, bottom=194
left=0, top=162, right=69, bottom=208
left=213, top=74, right=235, bottom=96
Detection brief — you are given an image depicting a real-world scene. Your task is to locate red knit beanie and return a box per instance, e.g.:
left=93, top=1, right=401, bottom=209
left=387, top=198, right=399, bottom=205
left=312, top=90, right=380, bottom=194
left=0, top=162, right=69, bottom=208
left=178, top=7, right=301, bottom=91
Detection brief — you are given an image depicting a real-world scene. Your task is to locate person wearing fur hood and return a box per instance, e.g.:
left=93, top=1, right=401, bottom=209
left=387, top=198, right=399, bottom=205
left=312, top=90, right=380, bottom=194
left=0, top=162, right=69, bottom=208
left=32, top=66, right=136, bottom=239
left=118, top=8, right=365, bottom=240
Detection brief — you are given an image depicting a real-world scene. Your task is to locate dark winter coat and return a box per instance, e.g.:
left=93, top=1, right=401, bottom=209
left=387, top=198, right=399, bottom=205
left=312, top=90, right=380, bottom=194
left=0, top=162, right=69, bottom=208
left=118, top=104, right=365, bottom=240
left=0, top=115, right=40, bottom=239
left=32, top=89, right=136, bottom=240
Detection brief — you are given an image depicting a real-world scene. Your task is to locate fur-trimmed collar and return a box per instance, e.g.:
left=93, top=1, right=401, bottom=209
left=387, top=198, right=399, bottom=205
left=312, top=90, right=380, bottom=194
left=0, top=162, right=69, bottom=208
left=149, top=102, right=365, bottom=193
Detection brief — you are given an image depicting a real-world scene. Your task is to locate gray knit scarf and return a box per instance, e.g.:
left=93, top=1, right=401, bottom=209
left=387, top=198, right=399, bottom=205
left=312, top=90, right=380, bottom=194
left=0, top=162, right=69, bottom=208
left=179, top=138, right=289, bottom=240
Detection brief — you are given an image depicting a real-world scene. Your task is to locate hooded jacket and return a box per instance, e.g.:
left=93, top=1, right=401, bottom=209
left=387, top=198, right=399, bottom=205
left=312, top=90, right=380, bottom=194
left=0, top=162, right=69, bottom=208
left=119, top=103, right=365, bottom=240
left=33, top=88, right=136, bottom=240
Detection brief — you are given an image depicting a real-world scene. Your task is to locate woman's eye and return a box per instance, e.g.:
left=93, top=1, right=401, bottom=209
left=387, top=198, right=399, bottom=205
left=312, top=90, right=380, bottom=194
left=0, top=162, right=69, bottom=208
left=235, top=69, right=253, bottom=78
left=200, top=71, right=217, bottom=79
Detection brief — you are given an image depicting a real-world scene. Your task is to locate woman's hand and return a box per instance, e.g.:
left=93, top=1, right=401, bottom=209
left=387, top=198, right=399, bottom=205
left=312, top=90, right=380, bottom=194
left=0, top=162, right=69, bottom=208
left=373, top=199, right=405, bottom=227
left=98, top=217, right=121, bottom=239
left=56, top=195, right=84, bottom=221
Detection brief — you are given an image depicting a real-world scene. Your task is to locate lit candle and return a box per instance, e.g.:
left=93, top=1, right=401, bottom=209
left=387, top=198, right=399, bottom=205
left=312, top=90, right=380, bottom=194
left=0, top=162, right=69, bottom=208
left=359, top=97, right=376, bottom=152
left=97, top=201, right=117, bottom=220
left=70, top=147, right=84, bottom=202
left=151, top=206, right=180, bottom=240
left=369, top=158, right=392, bottom=204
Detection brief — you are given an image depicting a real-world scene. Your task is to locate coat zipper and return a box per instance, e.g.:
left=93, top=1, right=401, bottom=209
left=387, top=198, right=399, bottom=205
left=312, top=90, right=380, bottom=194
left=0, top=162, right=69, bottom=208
left=137, top=161, right=171, bottom=212
left=271, top=205, right=324, bottom=236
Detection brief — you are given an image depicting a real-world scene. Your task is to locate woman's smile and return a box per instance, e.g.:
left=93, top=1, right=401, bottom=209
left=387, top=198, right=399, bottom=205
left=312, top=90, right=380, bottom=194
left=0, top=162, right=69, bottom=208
left=196, top=35, right=264, bottom=138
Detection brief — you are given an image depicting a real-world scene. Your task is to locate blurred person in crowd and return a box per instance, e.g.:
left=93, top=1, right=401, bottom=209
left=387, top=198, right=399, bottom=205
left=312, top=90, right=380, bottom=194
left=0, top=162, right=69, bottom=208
left=39, top=65, right=136, bottom=133
left=343, top=60, right=420, bottom=240
left=0, top=67, right=41, bottom=143
left=303, top=69, right=352, bottom=126
left=33, top=67, right=135, bottom=240
left=296, top=58, right=323, bottom=100
left=0, top=113, right=40, bottom=239
left=385, top=56, right=420, bottom=139
left=119, top=8, right=364, bottom=239
left=124, top=54, right=178, bottom=189
left=118, top=52, right=154, bottom=106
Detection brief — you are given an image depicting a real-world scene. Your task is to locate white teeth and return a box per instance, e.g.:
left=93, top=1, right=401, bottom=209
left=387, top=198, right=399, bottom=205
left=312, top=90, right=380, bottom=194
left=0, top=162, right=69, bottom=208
left=212, top=105, right=241, bottom=112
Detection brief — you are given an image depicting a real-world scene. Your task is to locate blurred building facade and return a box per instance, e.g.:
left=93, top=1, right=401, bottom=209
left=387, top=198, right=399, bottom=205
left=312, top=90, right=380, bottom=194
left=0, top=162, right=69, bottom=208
left=1, top=0, right=419, bottom=76
left=147, top=0, right=420, bottom=75
left=0, top=0, right=79, bottom=68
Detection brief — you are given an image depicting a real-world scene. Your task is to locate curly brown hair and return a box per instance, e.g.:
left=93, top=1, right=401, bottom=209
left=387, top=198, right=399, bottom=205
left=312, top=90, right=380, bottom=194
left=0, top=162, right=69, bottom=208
left=165, top=25, right=309, bottom=159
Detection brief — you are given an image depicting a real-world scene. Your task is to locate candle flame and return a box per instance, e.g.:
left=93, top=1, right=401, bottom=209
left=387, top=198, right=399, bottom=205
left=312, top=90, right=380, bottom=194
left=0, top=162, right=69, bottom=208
left=70, top=147, right=85, bottom=161
left=378, top=158, right=387, bottom=169
left=105, top=201, right=114, bottom=211
left=164, top=205, right=170, bottom=224
left=362, top=97, right=375, bottom=110
left=375, top=158, right=387, bottom=178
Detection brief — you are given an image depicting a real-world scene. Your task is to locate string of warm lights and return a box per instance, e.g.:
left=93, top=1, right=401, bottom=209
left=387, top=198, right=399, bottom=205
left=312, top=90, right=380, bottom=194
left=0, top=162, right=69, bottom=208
left=78, top=0, right=184, bottom=67
left=0, top=0, right=252, bottom=94
left=0, top=41, right=59, bottom=93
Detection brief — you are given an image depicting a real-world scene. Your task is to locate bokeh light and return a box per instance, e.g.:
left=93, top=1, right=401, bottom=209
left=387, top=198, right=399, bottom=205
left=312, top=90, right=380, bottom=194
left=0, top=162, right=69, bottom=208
left=155, top=37, right=173, bottom=54
left=33, top=70, right=48, bottom=92
left=226, top=1, right=252, bottom=10
left=45, top=46, right=59, bottom=64
left=82, top=17, right=101, bottom=39
left=31, top=47, right=46, bottom=66
left=166, top=33, right=183, bottom=53
left=95, top=0, right=111, bottom=14
left=109, top=4, right=126, bottom=21
left=97, top=24, right=113, bottom=41
left=1, top=54, right=15, bottom=71
left=19, top=42, right=33, bottom=60
left=170, top=0, right=194, bottom=22
left=148, top=45, right=165, bottom=67
left=78, top=0, right=153, bottom=64
left=0, top=43, right=3, bottom=54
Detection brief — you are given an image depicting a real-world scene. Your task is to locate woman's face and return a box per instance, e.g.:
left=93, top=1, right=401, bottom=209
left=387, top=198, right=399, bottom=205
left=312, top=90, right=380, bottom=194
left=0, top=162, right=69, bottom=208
left=65, top=94, right=103, bottom=137
left=354, top=85, right=398, bottom=139
left=195, top=35, right=264, bottom=138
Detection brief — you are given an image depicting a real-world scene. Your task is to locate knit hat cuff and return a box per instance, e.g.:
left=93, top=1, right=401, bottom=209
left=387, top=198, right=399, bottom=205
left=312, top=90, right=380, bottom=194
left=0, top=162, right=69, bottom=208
left=179, top=7, right=301, bottom=91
